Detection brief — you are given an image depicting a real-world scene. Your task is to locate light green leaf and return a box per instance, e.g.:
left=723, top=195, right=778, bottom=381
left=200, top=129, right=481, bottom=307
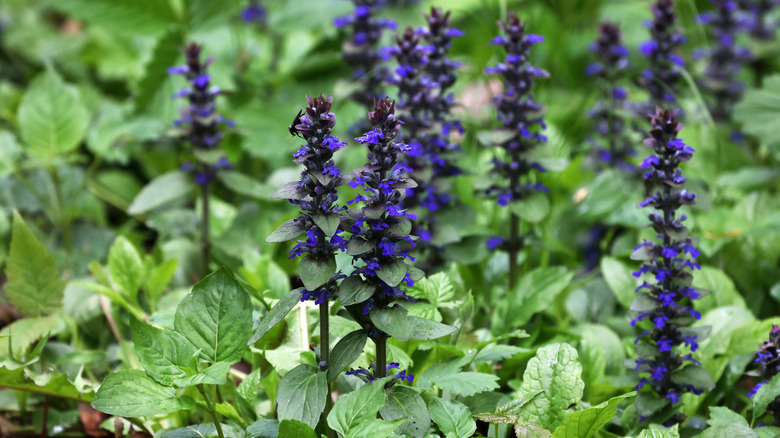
left=637, top=424, right=679, bottom=438
left=49, top=0, right=177, bottom=35
left=174, top=269, right=252, bottom=364
left=174, top=362, right=231, bottom=387
left=246, top=419, right=280, bottom=438
left=600, top=256, right=638, bottom=309
left=509, top=192, right=550, bottom=223
left=494, top=267, right=574, bottom=331
left=277, top=419, right=316, bottom=438
left=692, top=266, right=745, bottom=313
left=237, top=368, right=262, bottom=404
left=429, top=398, right=477, bottom=438
left=218, top=171, right=273, bottom=199
left=108, top=236, right=145, bottom=298
left=0, top=315, right=62, bottom=360
left=433, top=372, right=500, bottom=397
left=0, top=367, right=93, bottom=402
left=5, top=211, right=64, bottom=316
left=160, top=424, right=217, bottom=437
left=248, top=288, right=302, bottom=345
left=146, top=259, right=179, bottom=305
left=755, top=426, right=780, bottom=438
left=17, top=71, right=89, bottom=160
left=130, top=317, right=196, bottom=386
left=92, top=370, right=194, bottom=417
left=328, top=330, right=367, bottom=382
left=405, top=272, right=455, bottom=307
left=380, top=386, right=430, bottom=438
left=277, top=364, right=328, bottom=429
left=697, top=425, right=758, bottom=438
left=552, top=392, right=635, bottom=438
left=734, top=75, right=780, bottom=154
left=328, top=377, right=389, bottom=436
left=707, top=406, right=748, bottom=428
left=515, top=423, right=553, bottom=438
left=344, top=418, right=406, bottom=438
left=128, top=171, right=195, bottom=215
left=753, top=373, right=780, bottom=423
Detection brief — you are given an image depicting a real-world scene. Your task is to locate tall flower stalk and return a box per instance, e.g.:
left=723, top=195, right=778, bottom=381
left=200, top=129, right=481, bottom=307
left=640, top=0, right=686, bottom=110
left=168, top=43, right=233, bottom=274
left=483, top=12, right=549, bottom=289
left=630, top=109, right=712, bottom=424
left=586, top=22, right=634, bottom=170
left=738, top=0, right=780, bottom=40
left=344, top=98, right=417, bottom=378
left=748, top=324, right=780, bottom=423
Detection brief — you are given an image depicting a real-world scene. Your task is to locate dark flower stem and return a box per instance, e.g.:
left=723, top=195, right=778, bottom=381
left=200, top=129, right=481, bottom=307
left=375, top=336, right=387, bottom=378
left=509, top=214, right=519, bottom=289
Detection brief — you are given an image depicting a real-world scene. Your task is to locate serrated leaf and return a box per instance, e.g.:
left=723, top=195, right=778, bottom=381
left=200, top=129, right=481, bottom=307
left=473, top=413, right=520, bottom=424
left=434, top=372, right=500, bottom=397
left=637, top=424, right=679, bottom=438
left=266, top=218, right=306, bottom=243
left=429, top=398, right=477, bottom=438
left=344, top=418, right=406, bottom=438
left=17, top=71, right=89, bottom=160
left=248, top=288, right=302, bottom=345
left=406, top=272, right=455, bottom=307
left=328, top=330, right=367, bottom=382
left=276, top=364, right=328, bottom=429
left=238, top=368, right=262, bottom=405
left=516, top=423, right=553, bottom=438
left=707, top=406, right=748, bottom=428
left=174, top=269, right=252, bottom=364
left=130, top=317, right=197, bottom=386
left=92, top=370, right=194, bottom=417
left=327, top=377, right=388, bottom=436
left=380, top=385, right=430, bottom=438
left=753, top=372, right=780, bottom=423
left=277, top=419, right=316, bottom=438
left=246, top=419, right=281, bottom=438
left=128, top=171, right=195, bottom=215
left=299, top=255, right=337, bottom=291
left=5, top=211, right=64, bottom=316
left=108, top=236, right=145, bottom=298
left=174, top=362, right=231, bottom=387
left=552, top=392, right=635, bottom=438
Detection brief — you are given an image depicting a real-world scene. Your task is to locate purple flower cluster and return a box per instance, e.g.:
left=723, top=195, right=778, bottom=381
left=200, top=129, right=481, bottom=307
left=697, top=0, right=752, bottom=122
left=738, top=0, right=780, bottom=40
left=168, top=43, right=234, bottom=185
left=241, top=0, right=266, bottom=24
left=748, top=325, right=780, bottom=410
left=335, top=0, right=396, bottom=112
left=640, top=0, right=686, bottom=108
left=630, top=109, right=710, bottom=422
left=346, top=362, right=414, bottom=384
left=484, top=12, right=549, bottom=208
left=280, top=95, right=349, bottom=303
left=586, top=22, right=635, bottom=170
left=346, top=98, right=418, bottom=319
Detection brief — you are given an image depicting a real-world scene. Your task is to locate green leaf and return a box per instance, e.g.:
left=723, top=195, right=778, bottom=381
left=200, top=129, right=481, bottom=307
left=670, top=365, right=715, bottom=392
left=128, top=171, right=195, bottom=215
left=755, top=426, right=780, bottom=438
left=135, top=29, right=183, bottom=119
left=277, top=419, right=317, bottom=438
left=266, top=218, right=306, bottom=243
left=707, top=406, right=748, bottom=428
left=238, top=368, right=262, bottom=404
left=692, top=266, right=745, bottom=313
left=753, top=373, right=780, bottom=423
left=697, top=425, right=758, bottom=438
left=380, top=385, right=430, bottom=438
left=516, top=423, right=553, bottom=438
left=509, top=192, right=550, bottom=223
left=48, top=0, right=177, bottom=35
left=370, top=306, right=414, bottom=341
left=0, top=131, right=22, bottom=176
left=0, top=315, right=62, bottom=360
left=634, top=392, right=669, bottom=418
left=146, top=259, right=179, bottom=305
left=339, top=276, right=375, bottom=306
left=429, top=398, right=477, bottom=438
left=734, top=74, right=780, bottom=154
left=0, top=367, right=92, bottom=402
left=347, top=237, right=372, bottom=256
left=246, top=419, right=280, bottom=438
left=276, top=364, right=328, bottom=429
left=376, top=259, right=408, bottom=288
left=327, top=377, right=389, bottom=436
left=248, top=288, right=302, bottom=345
left=344, top=418, right=406, bottom=438
left=5, top=211, right=64, bottom=316
left=494, top=267, right=574, bottom=331
left=600, top=256, right=638, bottom=309
left=511, top=343, right=585, bottom=430
left=174, top=269, right=253, bottom=364
left=406, top=272, right=455, bottom=308
left=407, top=315, right=457, bottom=341
left=552, top=392, right=635, bottom=438
left=92, top=370, right=195, bottom=417
left=218, top=171, right=272, bottom=199
left=433, top=372, right=500, bottom=397
left=108, top=236, right=145, bottom=298
left=298, top=255, right=337, bottom=291
left=160, top=424, right=217, bottom=437
left=328, top=330, right=367, bottom=382
left=130, top=317, right=197, bottom=386
left=174, top=362, right=231, bottom=387
left=312, top=213, right=340, bottom=238
left=17, top=71, right=89, bottom=160
left=637, top=424, right=679, bottom=438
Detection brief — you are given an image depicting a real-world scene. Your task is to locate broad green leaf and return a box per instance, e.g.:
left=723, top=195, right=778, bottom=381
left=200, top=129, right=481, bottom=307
left=174, top=362, right=231, bottom=387
left=108, top=236, right=145, bottom=298
left=511, top=343, right=585, bottom=430
left=475, top=344, right=527, bottom=362
left=344, top=418, right=406, bottom=438
left=5, top=211, right=64, bottom=316
left=734, top=75, right=780, bottom=153
left=753, top=373, right=780, bottom=423
left=246, top=419, right=280, bottom=438
left=634, top=392, right=669, bottom=418
left=670, top=365, right=715, bottom=392
left=707, top=406, right=748, bottom=428
left=312, top=213, right=340, bottom=238
left=406, top=272, right=455, bottom=307
left=130, top=317, right=197, bottom=386
left=49, top=0, right=177, bottom=35
left=692, top=266, right=745, bottom=313
left=0, top=315, right=62, bottom=360
left=298, top=255, right=337, bottom=291
left=516, top=423, right=553, bottom=438
left=370, top=306, right=414, bottom=341
left=128, top=171, right=195, bottom=215
left=509, top=192, right=550, bottom=223
left=600, top=256, right=638, bottom=309
left=92, top=370, right=194, bottom=417
left=376, top=259, right=409, bottom=288
left=429, top=398, right=477, bottom=438
left=755, top=426, right=780, bottom=438
left=494, top=267, right=574, bottom=331
left=237, top=368, right=262, bottom=404
left=218, top=171, right=273, bottom=199
left=248, top=288, right=302, bottom=345
left=266, top=218, right=306, bottom=243
left=160, top=424, right=217, bottom=437
left=174, top=269, right=253, bottom=364
left=146, top=259, right=179, bottom=305
left=328, top=330, right=367, bottom=382
left=433, top=372, right=500, bottom=397
left=407, top=316, right=457, bottom=341
left=135, top=29, right=182, bottom=118
left=0, top=131, right=22, bottom=176
left=380, top=385, right=430, bottom=438
left=552, top=392, right=635, bottom=438
left=277, top=419, right=316, bottom=438
left=0, top=367, right=92, bottom=402
left=697, top=425, right=758, bottom=438
left=328, top=377, right=389, bottom=436
left=637, top=424, right=679, bottom=438
left=215, top=402, right=244, bottom=427
left=276, top=364, right=328, bottom=429
left=17, top=71, right=89, bottom=160
left=339, top=276, right=375, bottom=306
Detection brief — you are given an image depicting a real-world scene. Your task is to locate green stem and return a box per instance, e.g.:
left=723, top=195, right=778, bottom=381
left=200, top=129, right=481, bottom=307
left=508, top=213, right=519, bottom=290
left=196, top=385, right=224, bottom=438
left=200, top=179, right=211, bottom=276
left=49, top=166, right=72, bottom=254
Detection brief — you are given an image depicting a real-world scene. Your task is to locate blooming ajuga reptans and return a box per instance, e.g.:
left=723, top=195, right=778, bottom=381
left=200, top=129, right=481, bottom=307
left=335, top=0, right=396, bottom=116
left=267, top=95, right=348, bottom=304
left=738, top=0, right=780, bottom=40
left=586, top=22, right=636, bottom=170
left=697, top=0, right=752, bottom=123
left=748, top=325, right=780, bottom=422
left=169, top=43, right=234, bottom=184
left=630, top=109, right=713, bottom=424
left=640, top=0, right=687, bottom=109
left=346, top=362, right=414, bottom=384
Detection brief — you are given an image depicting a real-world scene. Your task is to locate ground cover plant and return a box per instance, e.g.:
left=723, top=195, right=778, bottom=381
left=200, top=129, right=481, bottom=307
left=1, top=0, right=780, bottom=437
